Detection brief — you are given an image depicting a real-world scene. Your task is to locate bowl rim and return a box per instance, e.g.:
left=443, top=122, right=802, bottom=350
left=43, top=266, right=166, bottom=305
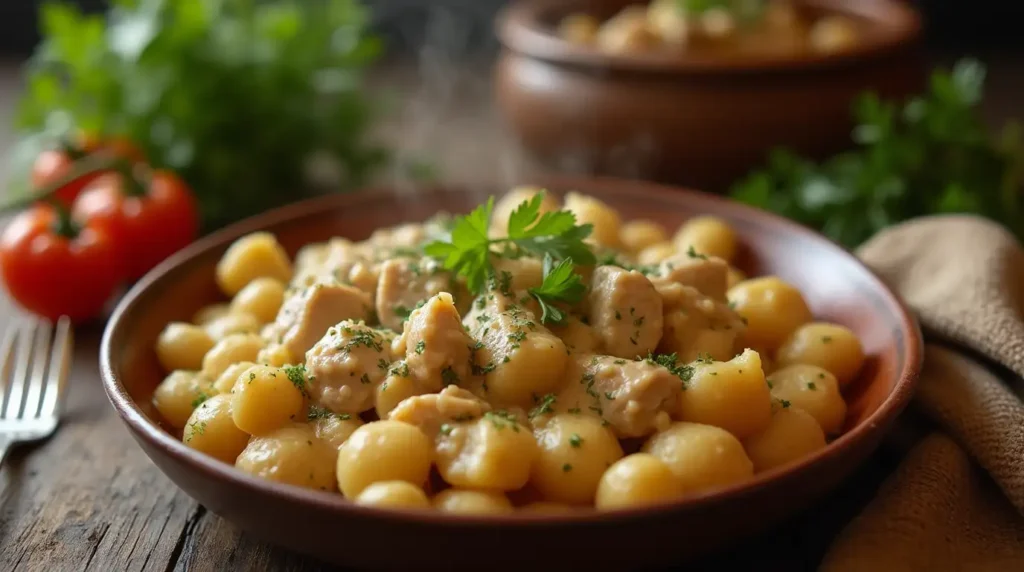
left=496, top=0, right=923, bottom=74
left=100, top=176, right=923, bottom=527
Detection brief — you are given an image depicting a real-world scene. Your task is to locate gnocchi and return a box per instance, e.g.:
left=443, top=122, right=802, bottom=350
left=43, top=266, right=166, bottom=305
left=152, top=188, right=864, bottom=513
left=557, top=1, right=862, bottom=57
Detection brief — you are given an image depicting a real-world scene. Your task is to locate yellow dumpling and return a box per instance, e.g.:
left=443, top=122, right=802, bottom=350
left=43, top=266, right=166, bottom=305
left=728, top=276, right=812, bottom=351
left=200, top=333, right=265, bottom=380
left=230, top=277, right=286, bottom=324
left=235, top=424, right=337, bottom=491
left=743, top=406, right=826, bottom=472
left=336, top=421, right=433, bottom=498
left=643, top=422, right=753, bottom=495
left=432, top=489, right=514, bottom=515
left=216, top=232, right=293, bottom=297
left=436, top=414, right=538, bottom=491
left=673, top=216, right=738, bottom=262
left=182, top=394, right=250, bottom=464
left=153, top=370, right=215, bottom=430
left=767, top=364, right=847, bottom=435
left=775, top=322, right=865, bottom=387
left=620, top=219, right=668, bottom=253
left=678, top=349, right=773, bottom=439
left=156, top=323, right=214, bottom=372
left=530, top=414, right=624, bottom=504
left=563, top=192, right=622, bottom=248
left=355, top=481, right=430, bottom=509
left=230, top=365, right=306, bottom=436
left=595, top=453, right=683, bottom=510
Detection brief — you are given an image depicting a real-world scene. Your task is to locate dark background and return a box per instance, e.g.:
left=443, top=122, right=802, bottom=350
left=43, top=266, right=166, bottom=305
left=0, top=1, right=1023, bottom=58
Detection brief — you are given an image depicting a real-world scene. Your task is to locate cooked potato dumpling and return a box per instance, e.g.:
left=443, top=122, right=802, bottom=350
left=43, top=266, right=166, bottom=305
left=743, top=406, right=826, bottom=472
left=230, top=277, right=286, bottom=324
left=620, top=219, right=668, bottom=253
left=767, top=365, right=847, bottom=434
left=156, top=323, right=215, bottom=372
left=182, top=394, right=249, bottom=463
left=216, top=232, right=292, bottom=296
left=674, top=216, right=738, bottom=262
left=200, top=333, right=265, bottom=380
left=355, top=481, right=430, bottom=509
left=336, top=421, right=433, bottom=498
left=596, top=453, right=683, bottom=510
left=231, top=364, right=306, bottom=436
left=531, top=414, right=624, bottom=504
left=153, top=370, right=215, bottom=430
left=678, top=349, right=772, bottom=439
left=643, top=422, right=753, bottom=494
left=436, top=414, right=538, bottom=491
left=728, top=276, right=812, bottom=350
left=235, top=425, right=337, bottom=491
left=564, top=192, right=622, bottom=248
left=775, top=322, right=865, bottom=386
left=432, top=489, right=514, bottom=515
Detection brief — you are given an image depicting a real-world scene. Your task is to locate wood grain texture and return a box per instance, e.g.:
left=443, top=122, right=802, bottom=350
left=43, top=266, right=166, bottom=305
left=0, top=55, right=1020, bottom=571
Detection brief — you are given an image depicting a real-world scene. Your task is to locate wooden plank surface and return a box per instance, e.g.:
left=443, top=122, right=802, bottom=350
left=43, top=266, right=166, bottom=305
left=0, top=55, right=1021, bottom=572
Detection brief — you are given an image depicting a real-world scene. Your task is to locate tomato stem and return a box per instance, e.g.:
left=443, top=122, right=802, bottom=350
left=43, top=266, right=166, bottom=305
left=48, top=200, right=80, bottom=239
left=0, top=153, right=131, bottom=214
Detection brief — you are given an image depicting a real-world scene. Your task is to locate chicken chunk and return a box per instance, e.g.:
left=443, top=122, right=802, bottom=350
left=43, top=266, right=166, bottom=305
left=266, top=282, right=372, bottom=358
left=376, top=293, right=478, bottom=415
left=587, top=266, right=664, bottom=359
left=656, top=282, right=745, bottom=362
left=463, top=291, right=568, bottom=409
left=305, top=321, right=397, bottom=414
left=375, top=257, right=460, bottom=332
left=551, top=354, right=680, bottom=438
left=388, top=385, right=491, bottom=438
left=650, top=253, right=730, bottom=301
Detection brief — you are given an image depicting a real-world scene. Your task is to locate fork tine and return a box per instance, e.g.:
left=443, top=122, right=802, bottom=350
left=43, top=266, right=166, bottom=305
left=23, top=320, right=52, bottom=419
left=39, top=316, right=72, bottom=419
left=3, top=319, right=36, bottom=419
left=0, top=321, right=19, bottom=414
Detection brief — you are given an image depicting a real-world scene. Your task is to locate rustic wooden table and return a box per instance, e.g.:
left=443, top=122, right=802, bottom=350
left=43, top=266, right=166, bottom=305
left=0, top=55, right=1021, bottom=571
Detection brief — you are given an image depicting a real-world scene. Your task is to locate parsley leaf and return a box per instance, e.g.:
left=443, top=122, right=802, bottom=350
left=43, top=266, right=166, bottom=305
left=424, top=192, right=596, bottom=293
left=423, top=197, right=494, bottom=292
left=529, top=254, right=587, bottom=325
left=731, top=59, right=1024, bottom=248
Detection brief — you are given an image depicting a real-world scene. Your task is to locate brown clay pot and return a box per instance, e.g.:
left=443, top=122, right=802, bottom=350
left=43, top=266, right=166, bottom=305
left=494, top=0, right=926, bottom=191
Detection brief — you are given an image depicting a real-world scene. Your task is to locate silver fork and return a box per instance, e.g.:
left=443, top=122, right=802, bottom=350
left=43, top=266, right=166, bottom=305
left=0, top=316, right=72, bottom=466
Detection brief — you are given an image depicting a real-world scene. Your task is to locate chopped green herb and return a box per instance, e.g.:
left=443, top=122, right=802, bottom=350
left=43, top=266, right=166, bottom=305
left=529, top=393, right=557, bottom=418
left=562, top=463, right=573, bottom=472
left=190, top=393, right=209, bottom=409
left=569, top=433, right=583, bottom=448
left=283, top=363, right=311, bottom=397
left=415, top=340, right=426, bottom=354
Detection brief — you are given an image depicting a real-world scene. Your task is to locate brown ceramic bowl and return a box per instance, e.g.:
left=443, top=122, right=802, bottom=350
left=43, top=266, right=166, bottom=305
left=100, top=177, right=921, bottom=571
left=495, top=0, right=925, bottom=190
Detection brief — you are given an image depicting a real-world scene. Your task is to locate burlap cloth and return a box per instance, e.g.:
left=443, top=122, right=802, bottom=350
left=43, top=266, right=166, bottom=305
left=817, top=215, right=1024, bottom=571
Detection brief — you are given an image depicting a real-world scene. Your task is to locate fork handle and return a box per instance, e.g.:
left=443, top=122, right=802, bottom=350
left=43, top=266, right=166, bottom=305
left=0, top=435, right=11, bottom=467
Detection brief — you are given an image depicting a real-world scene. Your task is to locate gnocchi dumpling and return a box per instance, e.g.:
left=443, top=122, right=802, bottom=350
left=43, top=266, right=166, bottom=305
left=336, top=421, right=433, bottom=498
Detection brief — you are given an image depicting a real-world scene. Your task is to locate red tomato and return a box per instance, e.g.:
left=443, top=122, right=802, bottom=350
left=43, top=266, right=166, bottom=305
left=30, top=134, right=146, bottom=207
left=73, top=168, right=199, bottom=280
left=0, top=204, right=124, bottom=323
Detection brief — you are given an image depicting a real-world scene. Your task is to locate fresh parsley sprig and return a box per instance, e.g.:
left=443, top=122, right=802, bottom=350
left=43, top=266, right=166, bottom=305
left=423, top=192, right=596, bottom=293
left=529, top=254, right=587, bottom=325
left=731, top=59, right=1024, bottom=248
